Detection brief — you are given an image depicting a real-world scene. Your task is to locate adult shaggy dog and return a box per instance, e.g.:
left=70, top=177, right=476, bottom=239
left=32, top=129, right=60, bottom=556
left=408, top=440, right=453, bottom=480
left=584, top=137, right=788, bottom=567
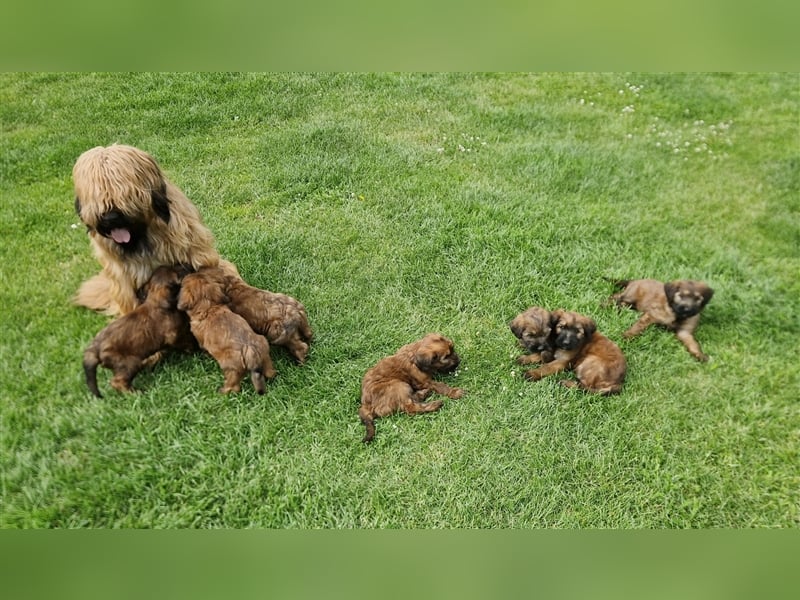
left=73, top=144, right=237, bottom=316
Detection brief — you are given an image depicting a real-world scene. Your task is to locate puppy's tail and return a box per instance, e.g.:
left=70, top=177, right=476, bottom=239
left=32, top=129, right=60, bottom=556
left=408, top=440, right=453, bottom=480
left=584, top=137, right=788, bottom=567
left=83, top=346, right=103, bottom=398
left=359, top=405, right=376, bottom=443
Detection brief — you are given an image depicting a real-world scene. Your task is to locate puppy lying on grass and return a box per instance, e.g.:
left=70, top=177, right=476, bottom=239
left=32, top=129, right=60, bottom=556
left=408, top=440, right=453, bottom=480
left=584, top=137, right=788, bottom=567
left=510, top=306, right=556, bottom=366
left=608, top=278, right=714, bottom=361
left=359, top=333, right=465, bottom=443
left=523, top=309, right=627, bottom=395
left=83, top=265, right=195, bottom=397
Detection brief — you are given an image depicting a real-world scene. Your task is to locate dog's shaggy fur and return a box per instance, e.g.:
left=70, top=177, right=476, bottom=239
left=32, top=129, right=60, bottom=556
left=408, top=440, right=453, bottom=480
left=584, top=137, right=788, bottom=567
left=608, top=278, right=714, bottom=361
left=189, top=267, right=313, bottom=364
left=73, top=144, right=238, bottom=316
left=177, top=269, right=276, bottom=395
left=359, top=333, right=464, bottom=443
left=83, top=265, right=196, bottom=397
left=523, top=310, right=627, bottom=395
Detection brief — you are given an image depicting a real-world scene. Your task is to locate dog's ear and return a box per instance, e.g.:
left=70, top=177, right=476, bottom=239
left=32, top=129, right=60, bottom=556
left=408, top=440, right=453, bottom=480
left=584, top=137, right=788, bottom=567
left=550, top=310, right=564, bottom=327
left=176, top=279, right=195, bottom=311
left=509, top=319, right=522, bottom=338
left=413, top=348, right=435, bottom=371
left=581, top=316, right=597, bottom=339
left=135, top=282, right=149, bottom=305
left=74, top=196, right=82, bottom=216
left=663, top=281, right=677, bottom=300
left=175, top=263, right=194, bottom=279
left=699, top=283, right=714, bottom=306
left=151, top=181, right=171, bottom=223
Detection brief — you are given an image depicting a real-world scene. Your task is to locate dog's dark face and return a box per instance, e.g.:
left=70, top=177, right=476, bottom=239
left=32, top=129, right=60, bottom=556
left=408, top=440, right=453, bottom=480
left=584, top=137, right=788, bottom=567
left=664, top=280, right=713, bottom=319
left=75, top=183, right=170, bottom=255
left=412, top=333, right=461, bottom=374
left=510, top=307, right=554, bottom=353
left=552, top=310, right=597, bottom=351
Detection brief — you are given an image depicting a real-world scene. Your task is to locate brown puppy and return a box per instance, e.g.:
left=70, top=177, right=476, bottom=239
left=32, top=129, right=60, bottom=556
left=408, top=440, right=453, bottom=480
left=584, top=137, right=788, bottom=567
left=177, top=269, right=277, bottom=394
left=83, top=265, right=196, bottom=397
left=73, top=144, right=239, bottom=316
left=359, top=333, right=465, bottom=443
left=215, top=270, right=313, bottom=364
left=609, top=278, right=714, bottom=361
left=524, top=310, right=626, bottom=395
left=510, top=306, right=556, bottom=365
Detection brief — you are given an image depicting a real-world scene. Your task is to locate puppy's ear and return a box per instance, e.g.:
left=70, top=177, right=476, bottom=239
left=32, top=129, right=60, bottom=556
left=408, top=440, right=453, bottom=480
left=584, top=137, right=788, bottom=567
left=151, top=181, right=171, bottom=223
left=135, top=283, right=149, bottom=305
left=175, top=263, right=194, bottom=279
left=550, top=310, right=564, bottom=327
left=74, top=196, right=82, bottom=216
left=509, top=319, right=522, bottom=338
left=663, top=281, right=677, bottom=300
left=413, top=349, right=434, bottom=371
left=699, top=284, right=714, bottom=306
left=176, top=279, right=195, bottom=311
left=581, top=316, right=597, bottom=339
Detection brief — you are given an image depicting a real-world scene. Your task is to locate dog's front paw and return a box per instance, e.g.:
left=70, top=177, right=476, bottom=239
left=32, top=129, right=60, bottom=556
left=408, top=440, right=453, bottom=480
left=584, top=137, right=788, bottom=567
left=523, top=369, right=543, bottom=382
left=448, top=387, right=465, bottom=399
left=695, top=352, right=709, bottom=362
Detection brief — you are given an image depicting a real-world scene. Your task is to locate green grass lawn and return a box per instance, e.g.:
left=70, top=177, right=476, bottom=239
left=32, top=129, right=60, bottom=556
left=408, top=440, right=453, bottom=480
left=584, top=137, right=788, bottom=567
left=0, top=72, right=797, bottom=527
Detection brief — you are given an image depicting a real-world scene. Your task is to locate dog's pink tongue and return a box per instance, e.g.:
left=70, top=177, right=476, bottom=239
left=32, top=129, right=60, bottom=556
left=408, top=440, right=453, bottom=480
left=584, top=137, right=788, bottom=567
left=110, top=228, right=131, bottom=244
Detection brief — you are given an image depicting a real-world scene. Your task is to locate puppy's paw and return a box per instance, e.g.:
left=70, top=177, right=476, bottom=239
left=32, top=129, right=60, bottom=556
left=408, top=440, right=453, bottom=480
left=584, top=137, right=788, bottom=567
left=523, top=369, right=543, bottom=382
left=695, top=352, right=709, bottom=362
left=516, top=355, right=537, bottom=365
left=414, top=388, right=432, bottom=401
left=448, top=387, right=465, bottom=399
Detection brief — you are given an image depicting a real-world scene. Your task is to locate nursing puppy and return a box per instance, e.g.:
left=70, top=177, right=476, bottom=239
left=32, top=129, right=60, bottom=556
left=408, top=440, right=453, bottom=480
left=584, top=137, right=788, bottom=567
left=523, top=310, right=626, bottom=395
left=510, top=306, right=556, bottom=365
left=73, top=144, right=238, bottom=316
left=359, top=333, right=465, bottom=443
left=83, top=265, right=195, bottom=397
left=177, top=269, right=276, bottom=394
left=212, top=269, right=313, bottom=364
left=609, top=278, right=714, bottom=361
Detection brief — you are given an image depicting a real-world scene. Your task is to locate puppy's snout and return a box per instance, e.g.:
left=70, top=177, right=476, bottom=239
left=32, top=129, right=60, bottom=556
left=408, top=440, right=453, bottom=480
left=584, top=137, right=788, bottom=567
left=524, top=337, right=549, bottom=352
left=556, top=330, right=580, bottom=350
left=443, top=352, right=460, bottom=372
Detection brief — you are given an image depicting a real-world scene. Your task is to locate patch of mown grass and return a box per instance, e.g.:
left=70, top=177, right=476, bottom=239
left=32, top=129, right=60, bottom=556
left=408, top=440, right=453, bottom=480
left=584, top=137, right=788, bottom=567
left=1, top=73, right=797, bottom=527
